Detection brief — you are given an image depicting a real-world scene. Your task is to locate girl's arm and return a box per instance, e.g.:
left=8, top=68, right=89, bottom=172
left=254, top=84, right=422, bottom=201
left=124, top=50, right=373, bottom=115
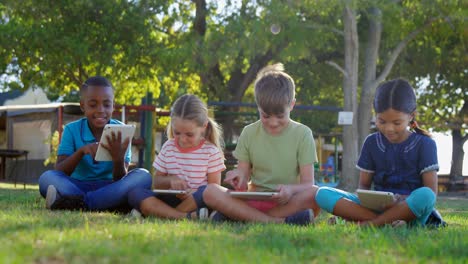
left=206, top=171, right=222, bottom=185
left=153, top=171, right=188, bottom=190
left=358, top=171, right=373, bottom=190
left=422, top=170, right=438, bottom=194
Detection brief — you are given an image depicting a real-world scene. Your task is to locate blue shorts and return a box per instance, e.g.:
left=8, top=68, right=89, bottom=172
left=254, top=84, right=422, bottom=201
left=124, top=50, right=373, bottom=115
left=128, top=185, right=207, bottom=210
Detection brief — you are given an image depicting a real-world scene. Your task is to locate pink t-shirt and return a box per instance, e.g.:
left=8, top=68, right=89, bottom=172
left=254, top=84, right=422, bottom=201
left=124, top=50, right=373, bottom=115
left=153, top=139, right=225, bottom=190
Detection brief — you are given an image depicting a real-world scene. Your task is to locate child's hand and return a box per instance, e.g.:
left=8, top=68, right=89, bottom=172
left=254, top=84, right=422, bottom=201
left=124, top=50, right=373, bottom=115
left=273, top=185, right=293, bottom=205
left=170, top=178, right=189, bottom=191
left=394, top=194, right=407, bottom=203
left=82, top=142, right=100, bottom=157
left=101, top=131, right=129, bottom=162
left=223, top=169, right=248, bottom=191
left=382, top=194, right=407, bottom=210
left=170, top=178, right=191, bottom=199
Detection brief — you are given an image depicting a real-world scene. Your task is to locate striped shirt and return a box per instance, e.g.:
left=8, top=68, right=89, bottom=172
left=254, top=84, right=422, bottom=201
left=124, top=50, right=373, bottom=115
left=153, top=139, right=226, bottom=190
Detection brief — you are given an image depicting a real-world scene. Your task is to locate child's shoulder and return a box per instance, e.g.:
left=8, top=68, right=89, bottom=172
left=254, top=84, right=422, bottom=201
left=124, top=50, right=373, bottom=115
left=202, top=141, right=223, bottom=153
left=289, top=120, right=311, bottom=130
left=286, top=120, right=313, bottom=137
left=363, top=132, right=381, bottom=143
left=161, top=138, right=176, bottom=148
left=64, top=117, right=86, bottom=129
left=243, top=120, right=262, bottom=130
left=407, top=133, right=437, bottom=149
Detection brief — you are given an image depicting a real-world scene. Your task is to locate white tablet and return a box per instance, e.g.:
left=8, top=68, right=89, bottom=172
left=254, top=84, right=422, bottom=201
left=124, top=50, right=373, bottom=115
left=356, top=189, right=395, bottom=212
left=229, top=191, right=278, bottom=200
left=95, top=124, right=136, bottom=161
left=153, top=189, right=187, bottom=195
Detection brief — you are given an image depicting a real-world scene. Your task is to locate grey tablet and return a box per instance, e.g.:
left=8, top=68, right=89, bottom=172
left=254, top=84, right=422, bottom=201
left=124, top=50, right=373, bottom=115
left=356, top=189, right=395, bottom=211
left=95, top=124, right=136, bottom=161
left=152, top=189, right=187, bottom=195
left=229, top=191, right=278, bottom=200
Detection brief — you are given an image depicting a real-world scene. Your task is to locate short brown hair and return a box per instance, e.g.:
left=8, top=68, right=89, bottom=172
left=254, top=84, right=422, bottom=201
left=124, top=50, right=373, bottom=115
left=254, top=63, right=295, bottom=114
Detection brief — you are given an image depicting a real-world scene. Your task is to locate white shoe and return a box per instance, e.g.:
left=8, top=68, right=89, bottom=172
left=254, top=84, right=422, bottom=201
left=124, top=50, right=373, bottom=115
left=45, top=185, right=57, bottom=209
left=198, top=208, right=209, bottom=220
left=130, top=208, right=143, bottom=219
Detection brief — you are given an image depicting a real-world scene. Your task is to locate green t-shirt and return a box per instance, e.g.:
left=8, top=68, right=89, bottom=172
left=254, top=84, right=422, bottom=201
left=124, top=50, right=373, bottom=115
left=233, top=120, right=318, bottom=192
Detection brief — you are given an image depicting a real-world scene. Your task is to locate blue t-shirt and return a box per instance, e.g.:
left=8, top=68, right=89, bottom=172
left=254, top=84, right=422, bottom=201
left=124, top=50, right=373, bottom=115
left=58, top=118, right=131, bottom=181
left=356, top=132, right=439, bottom=195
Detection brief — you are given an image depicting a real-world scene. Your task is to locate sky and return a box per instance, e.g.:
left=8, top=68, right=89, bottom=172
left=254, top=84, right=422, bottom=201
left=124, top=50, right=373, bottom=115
left=433, top=132, right=468, bottom=176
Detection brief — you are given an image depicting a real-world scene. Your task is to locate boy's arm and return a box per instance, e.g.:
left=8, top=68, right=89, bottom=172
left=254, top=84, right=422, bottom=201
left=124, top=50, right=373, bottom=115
left=223, top=160, right=250, bottom=191
left=55, top=142, right=99, bottom=175
left=278, top=163, right=314, bottom=194
left=112, top=160, right=128, bottom=181
left=103, top=132, right=130, bottom=181
left=273, top=164, right=314, bottom=205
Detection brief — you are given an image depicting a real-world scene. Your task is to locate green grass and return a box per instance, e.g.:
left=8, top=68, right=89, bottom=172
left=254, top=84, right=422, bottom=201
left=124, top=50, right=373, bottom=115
left=0, top=183, right=467, bottom=264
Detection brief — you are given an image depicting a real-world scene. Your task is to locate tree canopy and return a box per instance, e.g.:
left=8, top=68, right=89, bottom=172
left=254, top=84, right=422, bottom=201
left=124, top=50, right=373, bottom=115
left=0, top=0, right=465, bottom=185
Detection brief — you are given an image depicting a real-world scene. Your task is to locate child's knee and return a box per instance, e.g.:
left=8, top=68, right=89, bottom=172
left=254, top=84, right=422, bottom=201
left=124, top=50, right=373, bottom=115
left=127, top=168, right=152, bottom=188
left=202, top=183, right=224, bottom=206
left=38, top=170, right=61, bottom=197
left=127, top=188, right=154, bottom=210
left=315, top=187, right=339, bottom=213
left=406, top=187, right=436, bottom=217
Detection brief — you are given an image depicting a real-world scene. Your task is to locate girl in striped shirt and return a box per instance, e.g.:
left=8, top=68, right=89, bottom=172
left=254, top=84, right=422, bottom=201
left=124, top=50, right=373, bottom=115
left=128, top=94, right=225, bottom=219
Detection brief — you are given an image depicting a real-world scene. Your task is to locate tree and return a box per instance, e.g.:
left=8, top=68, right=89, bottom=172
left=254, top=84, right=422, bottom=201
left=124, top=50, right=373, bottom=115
left=0, top=0, right=166, bottom=105
left=185, top=0, right=347, bottom=140
left=408, top=7, right=467, bottom=187
left=321, top=0, right=458, bottom=190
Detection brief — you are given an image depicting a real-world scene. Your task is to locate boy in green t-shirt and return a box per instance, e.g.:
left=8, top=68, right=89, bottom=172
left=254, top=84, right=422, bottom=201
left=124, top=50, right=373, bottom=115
left=203, top=63, right=320, bottom=225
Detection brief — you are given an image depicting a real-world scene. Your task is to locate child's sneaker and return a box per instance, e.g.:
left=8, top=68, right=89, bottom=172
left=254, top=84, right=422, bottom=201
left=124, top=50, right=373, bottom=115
left=197, top=207, right=209, bottom=220
left=187, top=207, right=209, bottom=220
left=285, top=209, right=314, bottom=226
left=130, top=208, right=143, bottom=219
left=46, top=185, right=86, bottom=211
left=209, top=210, right=228, bottom=222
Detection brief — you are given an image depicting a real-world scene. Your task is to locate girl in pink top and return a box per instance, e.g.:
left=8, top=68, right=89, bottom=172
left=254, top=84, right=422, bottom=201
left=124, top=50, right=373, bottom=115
left=128, top=94, right=225, bottom=219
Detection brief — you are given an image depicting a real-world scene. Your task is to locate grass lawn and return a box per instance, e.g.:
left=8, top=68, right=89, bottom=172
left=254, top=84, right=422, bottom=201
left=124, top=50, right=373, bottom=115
left=0, top=183, right=467, bottom=264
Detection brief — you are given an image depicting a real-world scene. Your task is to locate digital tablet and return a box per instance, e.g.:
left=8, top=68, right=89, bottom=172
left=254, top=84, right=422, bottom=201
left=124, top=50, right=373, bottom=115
left=229, top=191, right=278, bottom=200
left=153, top=189, right=187, bottom=195
left=95, top=124, right=136, bottom=161
left=356, top=189, right=395, bottom=212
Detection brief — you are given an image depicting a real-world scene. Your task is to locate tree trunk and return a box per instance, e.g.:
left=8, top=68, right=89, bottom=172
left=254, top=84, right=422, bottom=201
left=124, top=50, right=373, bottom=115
left=448, top=129, right=467, bottom=191
left=357, top=7, right=382, bottom=148
left=337, top=4, right=360, bottom=191
left=192, top=0, right=275, bottom=142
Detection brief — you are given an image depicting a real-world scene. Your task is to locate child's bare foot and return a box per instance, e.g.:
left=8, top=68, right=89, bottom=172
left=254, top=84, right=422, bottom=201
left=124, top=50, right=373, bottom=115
left=391, top=220, right=407, bottom=228
left=328, top=216, right=337, bottom=225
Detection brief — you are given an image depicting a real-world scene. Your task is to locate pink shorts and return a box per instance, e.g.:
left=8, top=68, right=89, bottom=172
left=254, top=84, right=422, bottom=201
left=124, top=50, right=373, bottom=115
left=246, top=200, right=278, bottom=213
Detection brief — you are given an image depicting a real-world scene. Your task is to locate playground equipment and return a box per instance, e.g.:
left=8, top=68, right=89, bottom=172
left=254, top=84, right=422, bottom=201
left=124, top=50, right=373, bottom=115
left=0, top=95, right=170, bottom=183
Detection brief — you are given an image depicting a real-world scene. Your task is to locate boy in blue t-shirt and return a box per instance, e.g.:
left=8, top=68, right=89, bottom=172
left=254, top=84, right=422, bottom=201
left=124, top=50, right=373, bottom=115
left=203, top=63, right=320, bottom=225
left=38, top=76, right=151, bottom=211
